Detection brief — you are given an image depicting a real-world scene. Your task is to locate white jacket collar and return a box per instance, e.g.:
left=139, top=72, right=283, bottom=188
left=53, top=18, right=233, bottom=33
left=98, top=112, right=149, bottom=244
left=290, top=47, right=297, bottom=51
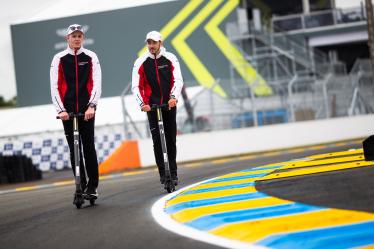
left=66, top=46, right=84, bottom=55
left=147, top=46, right=166, bottom=59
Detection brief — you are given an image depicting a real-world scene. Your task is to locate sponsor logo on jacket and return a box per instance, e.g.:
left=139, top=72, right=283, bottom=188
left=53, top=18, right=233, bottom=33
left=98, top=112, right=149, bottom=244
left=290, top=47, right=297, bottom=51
left=158, top=64, right=168, bottom=69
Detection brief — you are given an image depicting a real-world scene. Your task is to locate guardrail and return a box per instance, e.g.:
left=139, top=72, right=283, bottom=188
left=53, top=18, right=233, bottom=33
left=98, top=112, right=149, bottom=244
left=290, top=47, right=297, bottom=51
left=272, top=6, right=366, bottom=33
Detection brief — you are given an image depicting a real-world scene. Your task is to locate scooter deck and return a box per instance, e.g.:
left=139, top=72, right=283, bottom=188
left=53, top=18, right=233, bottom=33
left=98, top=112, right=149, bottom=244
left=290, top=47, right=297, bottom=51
left=84, top=194, right=98, bottom=200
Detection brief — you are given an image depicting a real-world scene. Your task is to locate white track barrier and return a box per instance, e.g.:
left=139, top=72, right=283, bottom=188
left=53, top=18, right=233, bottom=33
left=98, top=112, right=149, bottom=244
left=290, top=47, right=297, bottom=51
left=138, top=114, right=374, bottom=167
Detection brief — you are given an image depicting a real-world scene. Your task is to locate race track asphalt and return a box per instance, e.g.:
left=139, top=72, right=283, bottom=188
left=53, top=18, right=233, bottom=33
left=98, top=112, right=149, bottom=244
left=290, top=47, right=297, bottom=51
left=0, top=143, right=365, bottom=249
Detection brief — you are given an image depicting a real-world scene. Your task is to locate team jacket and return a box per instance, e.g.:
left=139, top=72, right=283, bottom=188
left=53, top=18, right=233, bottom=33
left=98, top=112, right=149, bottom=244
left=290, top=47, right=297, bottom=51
left=50, top=46, right=102, bottom=114
left=132, top=47, right=183, bottom=107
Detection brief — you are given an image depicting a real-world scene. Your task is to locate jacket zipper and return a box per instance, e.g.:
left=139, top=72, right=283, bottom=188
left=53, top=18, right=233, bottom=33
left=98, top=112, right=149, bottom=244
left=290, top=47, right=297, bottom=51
left=74, top=49, right=79, bottom=113
left=154, top=55, right=163, bottom=104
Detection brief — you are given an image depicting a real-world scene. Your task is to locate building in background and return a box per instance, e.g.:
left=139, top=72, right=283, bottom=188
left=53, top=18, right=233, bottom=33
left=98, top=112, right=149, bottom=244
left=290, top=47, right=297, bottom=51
left=240, top=0, right=367, bottom=71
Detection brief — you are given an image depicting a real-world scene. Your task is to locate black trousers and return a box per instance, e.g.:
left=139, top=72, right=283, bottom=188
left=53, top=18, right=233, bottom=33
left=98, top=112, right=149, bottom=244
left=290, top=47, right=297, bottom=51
left=62, top=117, right=99, bottom=189
left=147, top=107, right=177, bottom=177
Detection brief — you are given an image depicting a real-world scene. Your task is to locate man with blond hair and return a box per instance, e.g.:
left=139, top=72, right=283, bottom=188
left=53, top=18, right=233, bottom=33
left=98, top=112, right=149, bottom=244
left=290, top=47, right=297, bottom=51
left=50, top=24, right=102, bottom=200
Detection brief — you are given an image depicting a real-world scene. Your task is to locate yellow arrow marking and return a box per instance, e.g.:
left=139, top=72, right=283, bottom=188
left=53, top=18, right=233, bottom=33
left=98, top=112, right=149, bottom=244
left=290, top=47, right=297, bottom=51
left=213, top=168, right=275, bottom=179
left=282, top=155, right=365, bottom=170
left=137, top=0, right=204, bottom=56
left=308, top=149, right=363, bottom=160
left=171, top=0, right=227, bottom=98
left=260, top=160, right=374, bottom=181
left=204, top=0, right=272, bottom=96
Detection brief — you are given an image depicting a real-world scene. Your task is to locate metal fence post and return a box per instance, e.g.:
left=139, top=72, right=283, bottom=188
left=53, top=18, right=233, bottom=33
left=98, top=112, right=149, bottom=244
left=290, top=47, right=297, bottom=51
left=288, top=75, right=298, bottom=122
left=365, top=0, right=374, bottom=81
left=210, top=79, right=220, bottom=128
left=248, top=78, right=259, bottom=127
left=121, top=83, right=131, bottom=140
left=322, top=73, right=332, bottom=119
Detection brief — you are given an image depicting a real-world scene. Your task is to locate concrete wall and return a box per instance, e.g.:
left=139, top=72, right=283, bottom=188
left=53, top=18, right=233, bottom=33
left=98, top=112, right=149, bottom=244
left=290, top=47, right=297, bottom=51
left=138, top=115, right=373, bottom=167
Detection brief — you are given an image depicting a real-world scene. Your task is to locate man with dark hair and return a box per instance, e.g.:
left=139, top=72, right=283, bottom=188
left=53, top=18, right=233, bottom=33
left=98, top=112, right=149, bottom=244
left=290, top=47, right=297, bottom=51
left=50, top=24, right=102, bottom=199
left=132, top=31, right=184, bottom=185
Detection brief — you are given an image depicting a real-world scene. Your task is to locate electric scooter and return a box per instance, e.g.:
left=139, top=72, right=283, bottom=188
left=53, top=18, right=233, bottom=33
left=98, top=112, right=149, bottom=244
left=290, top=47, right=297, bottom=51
left=57, top=113, right=96, bottom=208
left=151, top=104, right=176, bottom=193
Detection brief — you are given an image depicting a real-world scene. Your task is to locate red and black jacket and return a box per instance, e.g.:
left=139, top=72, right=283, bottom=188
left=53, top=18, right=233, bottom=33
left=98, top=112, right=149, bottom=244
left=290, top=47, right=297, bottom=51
left=132, top=47, right=183, bottom=108
left=50, top=46, right=101, bottom=114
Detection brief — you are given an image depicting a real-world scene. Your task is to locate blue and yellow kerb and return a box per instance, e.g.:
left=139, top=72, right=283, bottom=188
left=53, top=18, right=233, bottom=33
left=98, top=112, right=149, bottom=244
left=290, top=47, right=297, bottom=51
left=159, top=148, right=374, bottom=249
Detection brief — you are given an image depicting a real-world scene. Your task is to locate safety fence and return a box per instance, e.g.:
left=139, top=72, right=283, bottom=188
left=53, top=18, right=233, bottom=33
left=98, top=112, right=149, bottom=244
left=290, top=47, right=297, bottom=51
left=0, top=124, right=124, bottom=172
left=0, top=59, right=373, bottom=174
left=272, top=6, right=366, bottom=33
left=120, top=60, right=374, bottom=140
left=1, top=62, right=373, bottom=173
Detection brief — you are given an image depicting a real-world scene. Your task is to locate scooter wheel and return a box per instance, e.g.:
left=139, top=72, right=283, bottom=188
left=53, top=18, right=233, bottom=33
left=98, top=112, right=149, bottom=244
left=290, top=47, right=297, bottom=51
left=73, top=194, right=85, bottom=209
left=165, top=182, right=175, bottom=193
left=90, top=199, right=95, bottom=206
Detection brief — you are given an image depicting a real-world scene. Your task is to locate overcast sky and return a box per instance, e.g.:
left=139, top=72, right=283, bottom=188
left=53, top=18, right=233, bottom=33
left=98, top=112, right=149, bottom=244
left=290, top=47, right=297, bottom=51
left=0, top=0, right=365, bottom=101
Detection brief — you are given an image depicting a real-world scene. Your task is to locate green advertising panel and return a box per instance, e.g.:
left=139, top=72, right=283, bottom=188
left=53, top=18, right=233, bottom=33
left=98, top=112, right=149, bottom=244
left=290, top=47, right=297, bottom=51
left=11, top=0, right=269, bottom=106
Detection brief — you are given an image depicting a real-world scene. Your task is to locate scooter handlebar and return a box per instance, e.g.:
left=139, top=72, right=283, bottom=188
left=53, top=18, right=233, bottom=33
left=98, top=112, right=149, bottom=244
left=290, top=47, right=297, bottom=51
left=56, top=113, right=85, bottom=119
left=150, top=104, right=169, bottom=111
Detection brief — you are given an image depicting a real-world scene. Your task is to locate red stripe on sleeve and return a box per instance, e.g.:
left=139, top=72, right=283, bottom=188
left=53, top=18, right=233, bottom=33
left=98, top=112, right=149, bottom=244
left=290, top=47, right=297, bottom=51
left=169, top=61, right=175, bottom=96
left=138, top=64, right=151, bottom=105
left=86, top=59, right=94, bottom=98
left=58, top=60, right=67, bottom=104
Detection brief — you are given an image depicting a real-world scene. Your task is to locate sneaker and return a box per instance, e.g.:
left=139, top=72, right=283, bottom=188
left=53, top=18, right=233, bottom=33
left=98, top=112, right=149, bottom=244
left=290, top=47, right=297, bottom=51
left=85, top=187, right=98, bottom=199
left=73, top=194, right=79, bottom=205
left=73, top=192, right=84, bottom=205
left=81, top=182, right=87, bottom=192
left=171, top=175, right=178, bottom=186
left=160, top=175, right=165, bottom=184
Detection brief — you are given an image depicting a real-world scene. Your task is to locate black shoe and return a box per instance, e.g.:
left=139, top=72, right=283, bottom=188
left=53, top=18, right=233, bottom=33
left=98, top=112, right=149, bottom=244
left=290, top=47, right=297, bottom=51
left=160, top=175, right=165, bottom=184
left=81, top=182, right=87, bottom=193
left=172, top=175, right=178, bottom=186
left=73, top=191, right=84, bottom=205
left=73, top=194, right=80, bottom=205
left=85, top=187, right=98, bottom=199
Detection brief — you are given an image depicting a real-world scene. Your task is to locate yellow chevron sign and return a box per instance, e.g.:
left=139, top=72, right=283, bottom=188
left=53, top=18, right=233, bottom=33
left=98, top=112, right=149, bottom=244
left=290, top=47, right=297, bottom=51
left=137, top=0, right=203, bottom=56
left=172, top=0, right=227, bottom=97
left=137, top=0, right=272, bottom=97
left=205, top=0, right=273, bottom=95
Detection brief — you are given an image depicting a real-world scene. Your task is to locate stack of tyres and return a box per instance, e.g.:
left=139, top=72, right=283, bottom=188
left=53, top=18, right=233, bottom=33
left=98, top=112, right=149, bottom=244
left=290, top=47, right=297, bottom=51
left=13, top=156, right=26, bottom=183
left=363, top=135, right=374, bottom=161
left=4, top=156, right=15, bottom=183
left=23, top=157, right=32, bottom=182
left=0, top=155, right=42, bottom=184
left=22, top=157, right=40, bottom=182
left=36, top=167, right=42, bottom=180
left=32, top=157, right=42, bottom=181
left=0, top=157, right=8, bottom=184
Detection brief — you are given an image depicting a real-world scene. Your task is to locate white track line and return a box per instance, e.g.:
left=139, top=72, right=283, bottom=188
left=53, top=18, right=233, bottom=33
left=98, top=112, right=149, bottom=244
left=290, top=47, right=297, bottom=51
left=151, top=178, right=268, bottom=249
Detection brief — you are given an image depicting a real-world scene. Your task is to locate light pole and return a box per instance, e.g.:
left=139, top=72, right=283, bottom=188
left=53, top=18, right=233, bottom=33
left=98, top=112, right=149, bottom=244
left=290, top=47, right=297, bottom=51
left=365, top=0, right=374, bottom=79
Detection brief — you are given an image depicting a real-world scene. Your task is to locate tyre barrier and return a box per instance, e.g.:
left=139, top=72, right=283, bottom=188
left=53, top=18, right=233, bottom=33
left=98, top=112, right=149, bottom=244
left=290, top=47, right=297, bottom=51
left=0, top=155, right=42, bottom=184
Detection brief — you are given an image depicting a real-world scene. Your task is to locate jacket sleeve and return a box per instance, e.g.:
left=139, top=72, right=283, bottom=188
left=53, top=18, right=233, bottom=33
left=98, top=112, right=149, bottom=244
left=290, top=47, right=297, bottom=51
left=168, top=53, right=184, bottom=100
left=131, top=57, right=146, bottom=108
left=50, top=55, right=66, bottom=113
left=88, top=52, right=102, bottom=106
